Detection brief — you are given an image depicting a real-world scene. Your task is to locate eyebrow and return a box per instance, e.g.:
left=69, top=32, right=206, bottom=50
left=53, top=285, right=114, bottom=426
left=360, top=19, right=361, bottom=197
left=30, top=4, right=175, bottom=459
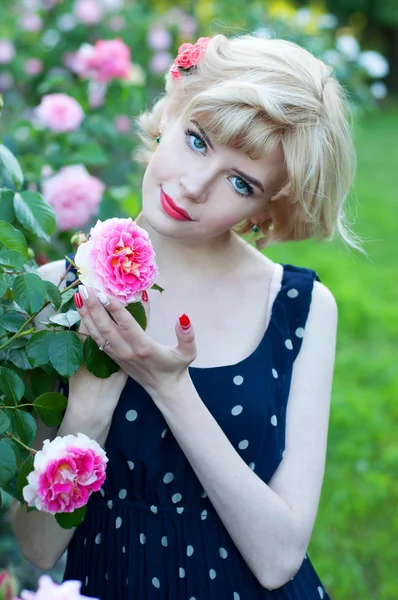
left=191, top=119, right=265, bottom=193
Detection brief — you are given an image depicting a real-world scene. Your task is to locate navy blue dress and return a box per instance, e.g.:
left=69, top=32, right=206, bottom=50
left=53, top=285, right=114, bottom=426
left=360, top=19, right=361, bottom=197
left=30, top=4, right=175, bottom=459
left=63, top=262, right=330, bottom=600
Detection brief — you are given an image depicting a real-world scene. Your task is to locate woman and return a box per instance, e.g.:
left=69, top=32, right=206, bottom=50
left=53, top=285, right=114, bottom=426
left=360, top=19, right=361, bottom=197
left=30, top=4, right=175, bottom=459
left=12, top=33, right=357, bottom=599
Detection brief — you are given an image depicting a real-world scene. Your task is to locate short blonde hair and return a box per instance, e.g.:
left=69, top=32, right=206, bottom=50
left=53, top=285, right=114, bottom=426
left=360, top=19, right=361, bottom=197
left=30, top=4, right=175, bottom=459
left=135, top=33, right=359, bottom=250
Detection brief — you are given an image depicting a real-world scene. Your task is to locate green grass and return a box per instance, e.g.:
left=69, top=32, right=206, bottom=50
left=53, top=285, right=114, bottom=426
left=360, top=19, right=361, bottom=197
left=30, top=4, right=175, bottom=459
left=266, top=106, right=398, bottom=599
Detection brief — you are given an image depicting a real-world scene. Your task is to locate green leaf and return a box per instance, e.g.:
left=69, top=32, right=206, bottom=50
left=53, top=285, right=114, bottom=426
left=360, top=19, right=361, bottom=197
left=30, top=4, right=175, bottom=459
left=49, top=330, right=82, bottom=378
left=12, top=273, right=46, bottom=313
left=0, top=188, right=16, bottom=222
left=49, top=309, right=80, bottom=328
left=12, top=410, right=37, bottom=446
left=13, top=191, right=56, bottom=242
left=0, top=250, right=24, bottom=270
left=0, top=221, right=28, bottom=258
left=0, top=366, right=24, bottom=404
left=71, top=143, right=108, bottom=166
left=0, top=439, right=17, bottom=487
left=0, top=273, right=11, bottom=296
left=55, top=504, right=87, bottom=529
left=26, top=330, right=55, bottom=368
left=125, top=301, right=147, bottom=330
left=0, top=144, right=24, bottom=189
left=0, top=409, right=11, bottom=435
left=16, top=454, right=34, bottom=498
left=44, top=280, right=62, bottom=310
left=34, top=392, right=67, bottom=427
left=83, top=336, right=120, bottom=379
left=0, top=311, right=28, bottom=332
left=151, top=283, right=164, bottom=293
left=8, top=349, right=32, bottom=370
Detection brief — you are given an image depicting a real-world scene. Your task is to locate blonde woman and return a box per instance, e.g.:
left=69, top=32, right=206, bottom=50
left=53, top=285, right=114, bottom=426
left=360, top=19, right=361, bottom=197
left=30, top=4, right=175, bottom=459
left=12, top=34, right=357, bottom=599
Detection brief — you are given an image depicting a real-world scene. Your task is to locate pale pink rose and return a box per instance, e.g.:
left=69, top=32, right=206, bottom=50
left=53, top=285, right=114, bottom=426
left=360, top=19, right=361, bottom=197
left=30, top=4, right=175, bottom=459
left=72, top=38, right=131, bottom=82
left=17, top=574, right=99, bottom=600
left=22, top=434, right=108, bottom=514
left=75, top=217, right=158, bottom=304
left=114, top=115, right=131, bottom=133
left=42, top=165, right=105, bottom=231
left=147, top=25, right=172, bottom=51
left=108, top=15, right=125, bottom=31
left=34, top=94, right=85, bottom=132
left=150, top=52, right=172, bottom=74
left=0, top=39, right=15, bottom=64
left=73, top=0, right=103, bottom=26
left=24, top=58, right=44, bottom=75
left=19, top=13, right=43, bottom=31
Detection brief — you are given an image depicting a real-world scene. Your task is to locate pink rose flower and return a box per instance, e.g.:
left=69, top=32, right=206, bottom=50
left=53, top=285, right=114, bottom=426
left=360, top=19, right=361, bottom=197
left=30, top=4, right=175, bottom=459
left=19, top=13, right=43, bottom=32
left=22, top=434, right=108, bottom=514
left=75, top=217, right=158, bottom=304
left=16, top=575, right=98, bottom=600
left=42, top=165, right=105, bottom=231
left=34, top=94, right=85, bottom=133
left=72, top=39, right=131, bottom=83
left=171, top=36, right=211, bottom=80
left=0, top=39, right=15, bottom=64
left=73, top=0, right=103, bottom=26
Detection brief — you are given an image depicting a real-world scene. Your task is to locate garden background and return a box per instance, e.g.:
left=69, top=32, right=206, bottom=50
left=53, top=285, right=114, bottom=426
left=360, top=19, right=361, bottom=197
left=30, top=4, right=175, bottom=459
left=0, top=0, right=397, bottom=598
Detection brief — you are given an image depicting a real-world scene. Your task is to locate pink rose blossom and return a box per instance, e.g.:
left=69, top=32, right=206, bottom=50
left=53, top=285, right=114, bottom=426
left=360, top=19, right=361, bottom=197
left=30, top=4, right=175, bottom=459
left=42, top=164, right=105, bottom=231
left=171, top=36, right=211, bottom=80
left=75, top=217, right=158, bottom=304
left=34, top=93, right=85, bottom=133
left=73, top=0, right=103, bottom=26
left=24, top=58, right=44, bottom=75
left=72, top=39, right=131, bottom=83
left=0, top=39, right=15, bottom=64
left=16, top=575, right=98, bottom=600
left=22, top=433, right=108, bottom=514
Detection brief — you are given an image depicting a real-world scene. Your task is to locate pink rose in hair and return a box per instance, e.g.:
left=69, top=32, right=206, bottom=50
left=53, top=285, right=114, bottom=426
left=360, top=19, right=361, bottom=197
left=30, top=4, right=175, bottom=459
left=72, top=39, right=131, bottom=83
left=16, top=575, right=99, bottom=600
left=75, top=217, right=158, bottom=304
left=34, top=94, right=84, bottom=133
left=42, top=165, right=105, bottom=231
left=22, top=433, right=108, bottom=514
left=171, top=36, right=211, bottom=80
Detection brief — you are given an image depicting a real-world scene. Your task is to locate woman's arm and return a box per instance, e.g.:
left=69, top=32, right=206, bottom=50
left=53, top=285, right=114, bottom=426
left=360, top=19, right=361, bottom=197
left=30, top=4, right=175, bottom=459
left=150, top=281, right=337, bottom=590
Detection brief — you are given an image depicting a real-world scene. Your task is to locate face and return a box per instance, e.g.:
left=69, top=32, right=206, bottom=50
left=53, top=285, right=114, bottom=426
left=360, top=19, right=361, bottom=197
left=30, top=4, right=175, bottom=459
left=141, top=115, right=285, bottom=244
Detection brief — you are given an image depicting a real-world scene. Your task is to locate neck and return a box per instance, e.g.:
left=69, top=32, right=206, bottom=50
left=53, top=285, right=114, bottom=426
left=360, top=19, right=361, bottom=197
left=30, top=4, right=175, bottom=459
left=136, top=213, right=247, bottom=281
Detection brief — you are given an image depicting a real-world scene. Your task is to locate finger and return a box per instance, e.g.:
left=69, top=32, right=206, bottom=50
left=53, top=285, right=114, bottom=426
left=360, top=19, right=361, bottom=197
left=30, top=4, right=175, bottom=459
left=75, top=287, right=119, bottom=349
left=94, top=288, right=147, bottom=342
left=174, top=314, right=197, bottom=362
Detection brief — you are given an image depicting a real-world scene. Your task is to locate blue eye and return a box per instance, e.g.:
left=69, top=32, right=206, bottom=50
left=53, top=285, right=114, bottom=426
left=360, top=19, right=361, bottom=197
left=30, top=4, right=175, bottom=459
left=229, top=176, right=254, bottom=197
left=185, top=129, right=207, bottom=154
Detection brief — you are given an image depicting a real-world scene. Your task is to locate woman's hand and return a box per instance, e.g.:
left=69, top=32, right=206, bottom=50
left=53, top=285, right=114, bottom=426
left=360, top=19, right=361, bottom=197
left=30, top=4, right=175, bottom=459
left=73, top=286, right=197, bottom=398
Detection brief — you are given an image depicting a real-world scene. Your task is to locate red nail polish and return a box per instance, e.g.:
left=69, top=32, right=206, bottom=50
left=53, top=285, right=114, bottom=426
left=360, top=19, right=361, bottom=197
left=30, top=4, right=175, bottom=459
left=142, top=290, right=148, bottom=302
left=179, top=313, right=191, bottom=330
left=74, top=292, right=83, bottom=309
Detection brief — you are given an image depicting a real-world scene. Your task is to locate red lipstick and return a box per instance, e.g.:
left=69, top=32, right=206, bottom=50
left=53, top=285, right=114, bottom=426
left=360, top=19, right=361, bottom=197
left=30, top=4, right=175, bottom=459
left=160, top=188, right=192, bottom=221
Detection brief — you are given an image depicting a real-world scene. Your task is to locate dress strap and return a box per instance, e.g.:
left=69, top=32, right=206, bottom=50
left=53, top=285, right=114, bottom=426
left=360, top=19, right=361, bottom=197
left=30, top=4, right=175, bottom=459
left=272, top=263, right=321, bottom=362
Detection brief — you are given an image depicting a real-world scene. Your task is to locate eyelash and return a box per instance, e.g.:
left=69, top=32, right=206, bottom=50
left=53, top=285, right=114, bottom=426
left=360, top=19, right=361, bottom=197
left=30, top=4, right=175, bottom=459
left=184, top=128, right=255, bottom=198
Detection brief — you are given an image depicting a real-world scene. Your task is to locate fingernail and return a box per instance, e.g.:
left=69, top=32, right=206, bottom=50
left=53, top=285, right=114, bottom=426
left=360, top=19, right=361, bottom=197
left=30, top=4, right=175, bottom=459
left=74, top=292, right=83, bottom=309
left=179, top=313, right=191, bottom=330
left=97, top=292, right=110, bottom=307
left=142, top=290, right=148, bottom=302
left=78, top=284, right=89, bottom=301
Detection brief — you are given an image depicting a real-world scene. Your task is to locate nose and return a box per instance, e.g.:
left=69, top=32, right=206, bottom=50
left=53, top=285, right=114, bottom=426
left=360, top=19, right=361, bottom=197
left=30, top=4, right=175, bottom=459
left=179, top=170, right=213, bottom=203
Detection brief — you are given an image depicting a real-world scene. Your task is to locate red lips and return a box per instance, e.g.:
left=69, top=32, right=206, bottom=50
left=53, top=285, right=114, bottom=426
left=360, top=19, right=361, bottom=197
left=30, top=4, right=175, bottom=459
left=160, top=188, right=192, bottom=221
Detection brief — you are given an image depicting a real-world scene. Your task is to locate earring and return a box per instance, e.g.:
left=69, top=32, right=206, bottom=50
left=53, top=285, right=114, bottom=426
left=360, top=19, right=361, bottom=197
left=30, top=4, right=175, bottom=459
left=156, top=135, right=161, bottom=144
left=251, top=224, right=259, bottom=233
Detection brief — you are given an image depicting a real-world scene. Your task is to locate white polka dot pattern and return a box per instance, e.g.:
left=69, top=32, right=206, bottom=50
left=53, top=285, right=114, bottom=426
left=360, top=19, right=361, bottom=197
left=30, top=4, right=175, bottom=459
left=209, top=569, right=216, bottom=579
left=201, top=510, right=207, bottom=520
left=161, top=428, right=168, bottom=438
left=172, top=493, right=182, bottom=504
left=107, top=500, right=113, bottom=509
left=238, top=440, right=249, bottom=450
left=118, top=489, right=127, bottom=499
left=150, top=505, right=158, bottom=514
left=95, top=533, right=101, bottom=544
left=231, top=405, right=243, bottom=416
left=219, top=547, right=228, bottom=559
left=272, top=368, right=278, bottom=378
left=127, top=460, right=134, bottom=470
left=152, top=577, right=160, bottom=589
left=161, top=536, right=168, bottom=547
left=176, top=507, right=184, bottom=514
left=270, top=415, right=278, bottom=426
left=125, top=409, right=138, bottom=422
left=179, top=568, right=185, bottom=578
left=163, top=472, right=174, bottom=484
left=140, top=533, right=146, bottom=544
left=233, top=375, right=244, bottom=386
left=318, top=587, right=324, bottom=598
left=287, top=288, right=299, bottom=298
left=285, top=339, right=293, bottom=350
left=115, top=517, right=122, bottom=529
left=295, top=327, right=304, bottom=338
left=234, top=593, right=240, bottom=600
left=187, top=545, right=194, bottom=556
